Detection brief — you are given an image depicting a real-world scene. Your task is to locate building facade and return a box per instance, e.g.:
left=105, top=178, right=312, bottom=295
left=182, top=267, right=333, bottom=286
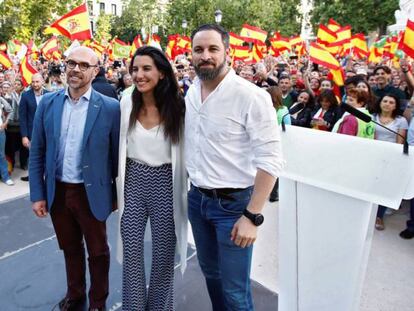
left=87, top=0, right=124, bottom=34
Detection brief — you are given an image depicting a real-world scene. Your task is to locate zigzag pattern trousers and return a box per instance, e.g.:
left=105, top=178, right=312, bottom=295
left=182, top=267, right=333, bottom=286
left=121, top=158, right=176, bottom=311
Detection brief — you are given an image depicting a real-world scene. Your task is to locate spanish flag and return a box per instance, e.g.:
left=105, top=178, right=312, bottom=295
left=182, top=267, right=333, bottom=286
left=309, top=43, right=340, bottom=70
left=317, top=24, right=337, bottom=46
left=400, top=19, right=414, bottom=58
left=240, top=24, right=267, bottom=43
left=231, top=45, right=251, bottom=61
left=41, top=36, right=59, bottom=59
left=166, top=35, right=178, bottom=60
left=289, top=35, right=303, bottom=47
left=130, top=35, right=143, bottom=57
left=0, top=51, right=12, bottom=69
left=20, top=56, right=38, bottom=87
left=252, top=43, right=263, bottom=63
left=335, top=26, right=352, bottom=46
left=44, top=3, right=92, bottom=41
left=327, top=18, right=341, bottom=32
left=229, top=32, right=245, bottom=46
left=351, top=34, right=369, bottom=58
left=270, top=37, right=291, bottom=52
left=0, top=43, right=6, bottom=52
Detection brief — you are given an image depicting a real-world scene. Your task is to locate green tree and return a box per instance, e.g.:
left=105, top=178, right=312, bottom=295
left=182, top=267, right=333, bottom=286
left=164, top=0, right=301, bottom=37
left=111, top=0, right=165, bottom=43
left=310, top=0, right=400, bottom=35
left=95, top=14, right=113, bottom=43
left=0, top=0, right=82, bottom=42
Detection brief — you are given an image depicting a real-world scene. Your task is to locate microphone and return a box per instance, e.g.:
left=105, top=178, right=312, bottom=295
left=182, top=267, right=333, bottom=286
left=282, top=103, right=305, bottom=132
left=341, top=103, right=409, bottom=155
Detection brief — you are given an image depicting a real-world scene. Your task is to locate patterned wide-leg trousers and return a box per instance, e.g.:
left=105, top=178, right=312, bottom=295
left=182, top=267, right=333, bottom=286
left=121, top=158, right=176, bottom=311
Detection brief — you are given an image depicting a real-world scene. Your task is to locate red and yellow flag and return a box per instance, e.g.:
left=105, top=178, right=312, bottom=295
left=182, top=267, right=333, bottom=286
left=231, top=45, right=251, bottom=61
left=130, top=35, right=143, bottom=57
left=270, top=37, right=291, bottom=52
left=351, top=34, right=369, bottom=58
left=240, top=24, right=267, bottom=43
left=41, top=36, right=59, bottom=59
left=0, top=43, right=6, bottom=52
left=327, top=18, right=341, bottom=32
left=289, top=35, right=303, bottom=47
left=252, top=42, right=264, bottom=63
left=309, top=42, right=340, bottom=70
left=20, top=56, right=38, bottom=87
left=0, top=51, right=12, bottom=69
left=317, top=24, right=337, bottom=46
left=229, top=32, right=245, bottom=46
left=335, top=26, right=352, bottom=45
left=400, top=19, right=414, bottom=58
left=44, top=3, right=92, bottom=41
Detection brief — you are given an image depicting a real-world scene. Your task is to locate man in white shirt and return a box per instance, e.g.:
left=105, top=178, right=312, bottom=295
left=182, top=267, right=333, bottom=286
left=185, top=24, right=284, bottom=311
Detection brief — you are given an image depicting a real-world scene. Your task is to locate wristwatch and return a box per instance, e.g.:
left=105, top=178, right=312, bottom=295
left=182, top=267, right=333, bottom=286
left=243, top=209, right=264, bottom=226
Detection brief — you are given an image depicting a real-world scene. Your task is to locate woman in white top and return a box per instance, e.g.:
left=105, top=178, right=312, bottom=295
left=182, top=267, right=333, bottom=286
left=373, top=93, right=408, bottom=231
left=116, top=46, right=187, bottom=311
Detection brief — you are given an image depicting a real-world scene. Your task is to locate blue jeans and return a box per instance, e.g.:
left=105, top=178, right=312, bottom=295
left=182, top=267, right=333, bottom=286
left=0, top=131, right=11, bottom=182
left=188, top=184, right=254, bottom=311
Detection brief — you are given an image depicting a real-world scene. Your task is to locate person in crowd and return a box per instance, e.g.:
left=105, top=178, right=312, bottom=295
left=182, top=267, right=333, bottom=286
left=19, top=73, right=48, bottom=181
left=3, top=80, right=27, bottom=170
left=372, top=94, right=408, bottom=231
left=239, top=64, right=255, bottom=83
left=372, top=66, right=407, bottom=102
left=311, top=89, right=339, bottom=131
left=356, top=80, right=377, bottom=113
left=267, top=85, right=291, bottom=126
left=0, top=90, right=13, bottom=185
left=320, top=79, right=334, bottom=91
left=332, top=88, right=375, bottom=138
left=116, top=46, right=188, bottom=311
left=289, top=90, right=315, bottom=128
left=186, top=24, right=284, bottom=310
left=29, top=46, right=120, bottom=311
left=401, top=119, right=414, bottom=239
left=367, top=73, right=377, bottom=89
left=279, top=75, right=298, bottom=108
left=117, top=73, right=133, bottom=98
left=92, top=66, right=119, bottom=100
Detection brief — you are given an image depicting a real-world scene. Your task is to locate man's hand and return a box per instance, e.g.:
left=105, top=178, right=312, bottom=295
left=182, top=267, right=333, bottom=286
left=22, top=137, right=30, bottom=149
left=231, top=216, right=258, bottom=248
left=32, top=200, right=48, bottom=218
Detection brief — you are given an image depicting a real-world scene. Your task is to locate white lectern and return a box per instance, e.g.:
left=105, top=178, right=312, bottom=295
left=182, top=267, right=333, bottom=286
left=278, top=126, right=414, bottom=311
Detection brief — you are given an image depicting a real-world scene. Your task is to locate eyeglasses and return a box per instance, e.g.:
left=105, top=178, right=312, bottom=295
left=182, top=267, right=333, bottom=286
left=66, top=60, right=98, bottom=72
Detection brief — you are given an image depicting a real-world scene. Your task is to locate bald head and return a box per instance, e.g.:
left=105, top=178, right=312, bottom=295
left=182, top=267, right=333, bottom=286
left=31, top=73, right=44, bottom=92
left=68, top=46, right=99, bottom=65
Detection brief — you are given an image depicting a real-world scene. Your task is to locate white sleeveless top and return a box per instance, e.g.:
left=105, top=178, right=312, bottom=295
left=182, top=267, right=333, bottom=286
left=127, top=121, right=172, bottom=166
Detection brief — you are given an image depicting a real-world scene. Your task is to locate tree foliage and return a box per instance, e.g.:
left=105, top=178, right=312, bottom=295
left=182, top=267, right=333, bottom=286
left=0, top=0, right=82, bottom=42
left=95, top=14, right=113, bottom=43
left=310, top=0, right=400, bottom=35
left=165, top=0, right=302, bottom=37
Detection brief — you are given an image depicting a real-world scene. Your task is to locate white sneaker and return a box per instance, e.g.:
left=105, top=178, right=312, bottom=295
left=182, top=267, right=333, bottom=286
left=5, top=179, right=14, bottom=186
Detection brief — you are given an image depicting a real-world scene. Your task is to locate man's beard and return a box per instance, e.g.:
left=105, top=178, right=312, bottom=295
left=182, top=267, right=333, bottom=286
left=194, top=57, right=227, bottom=81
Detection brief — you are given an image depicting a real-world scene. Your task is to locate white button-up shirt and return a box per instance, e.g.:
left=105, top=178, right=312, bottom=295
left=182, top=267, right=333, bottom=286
left=185, top=69, right=284, bottom=189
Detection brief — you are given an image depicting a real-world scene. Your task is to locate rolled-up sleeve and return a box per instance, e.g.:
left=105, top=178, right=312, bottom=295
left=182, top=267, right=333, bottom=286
left=245, top=91, right=285, bottom=178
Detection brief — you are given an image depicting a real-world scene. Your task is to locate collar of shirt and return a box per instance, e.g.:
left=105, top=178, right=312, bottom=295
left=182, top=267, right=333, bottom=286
left=64, top=87, right=92, bottom=105
left=192, top=68, right=234, bottom=105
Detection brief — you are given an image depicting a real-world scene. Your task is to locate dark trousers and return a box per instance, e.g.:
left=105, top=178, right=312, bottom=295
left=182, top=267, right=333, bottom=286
left=5, top=130, right=28, bottom=169
left=50, top=181, right=110, bottom=309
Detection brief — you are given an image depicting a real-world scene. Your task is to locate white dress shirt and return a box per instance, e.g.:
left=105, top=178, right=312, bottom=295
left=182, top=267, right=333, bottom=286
left=185, top=69, right=284, bottom=189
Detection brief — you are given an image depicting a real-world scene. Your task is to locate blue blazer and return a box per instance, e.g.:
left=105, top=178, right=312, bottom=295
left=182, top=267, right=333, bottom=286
left=19, top=88, right=49, bottom=139
left=29, top=89, right=120, bottom=221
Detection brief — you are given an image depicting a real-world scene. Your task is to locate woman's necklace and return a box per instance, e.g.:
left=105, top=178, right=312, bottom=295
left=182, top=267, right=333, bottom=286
left=379, top=115, right=394, bottom=125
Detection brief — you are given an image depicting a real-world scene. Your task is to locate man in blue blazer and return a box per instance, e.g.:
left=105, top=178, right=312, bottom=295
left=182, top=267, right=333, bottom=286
left=29, top=47, right=120, bottom=311
left=19, top=73, right=48, bottom=180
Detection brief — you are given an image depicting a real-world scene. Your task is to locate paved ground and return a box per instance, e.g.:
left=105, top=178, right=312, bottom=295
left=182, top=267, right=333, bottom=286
left=1, top=167, right=414, bottom=310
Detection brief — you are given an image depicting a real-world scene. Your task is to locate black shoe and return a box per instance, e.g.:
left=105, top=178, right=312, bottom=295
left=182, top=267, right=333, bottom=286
left=20, top=176, right=29, bottom=182
left=399, top=229, right=414, bottom=239
left=58, top=297, right=86, bottom=311
left=269, top=194, right=279, bottom=202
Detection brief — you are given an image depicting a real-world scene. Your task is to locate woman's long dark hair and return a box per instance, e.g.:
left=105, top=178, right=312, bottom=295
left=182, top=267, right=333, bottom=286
left=129, top=46, right=185, bottom=144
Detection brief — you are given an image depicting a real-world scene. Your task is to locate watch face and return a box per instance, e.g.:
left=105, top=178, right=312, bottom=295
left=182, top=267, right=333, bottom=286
left=254, top=214, right=264, bottom=226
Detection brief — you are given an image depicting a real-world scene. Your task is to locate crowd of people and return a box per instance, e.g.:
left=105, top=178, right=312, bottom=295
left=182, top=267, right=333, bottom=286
left=1, top=23, right=414, bottom=310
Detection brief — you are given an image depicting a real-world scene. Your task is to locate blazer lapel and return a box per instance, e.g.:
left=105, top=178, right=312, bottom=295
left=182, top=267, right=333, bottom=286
left=82, top=90, right=102, bottom=150
left=53, top=91, right=66, bottom=143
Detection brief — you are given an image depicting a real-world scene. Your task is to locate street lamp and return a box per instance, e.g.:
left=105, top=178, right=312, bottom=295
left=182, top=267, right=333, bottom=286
left=214, top=9, right=222, bottom=24
left=182, top=19, right=188, bottom=35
